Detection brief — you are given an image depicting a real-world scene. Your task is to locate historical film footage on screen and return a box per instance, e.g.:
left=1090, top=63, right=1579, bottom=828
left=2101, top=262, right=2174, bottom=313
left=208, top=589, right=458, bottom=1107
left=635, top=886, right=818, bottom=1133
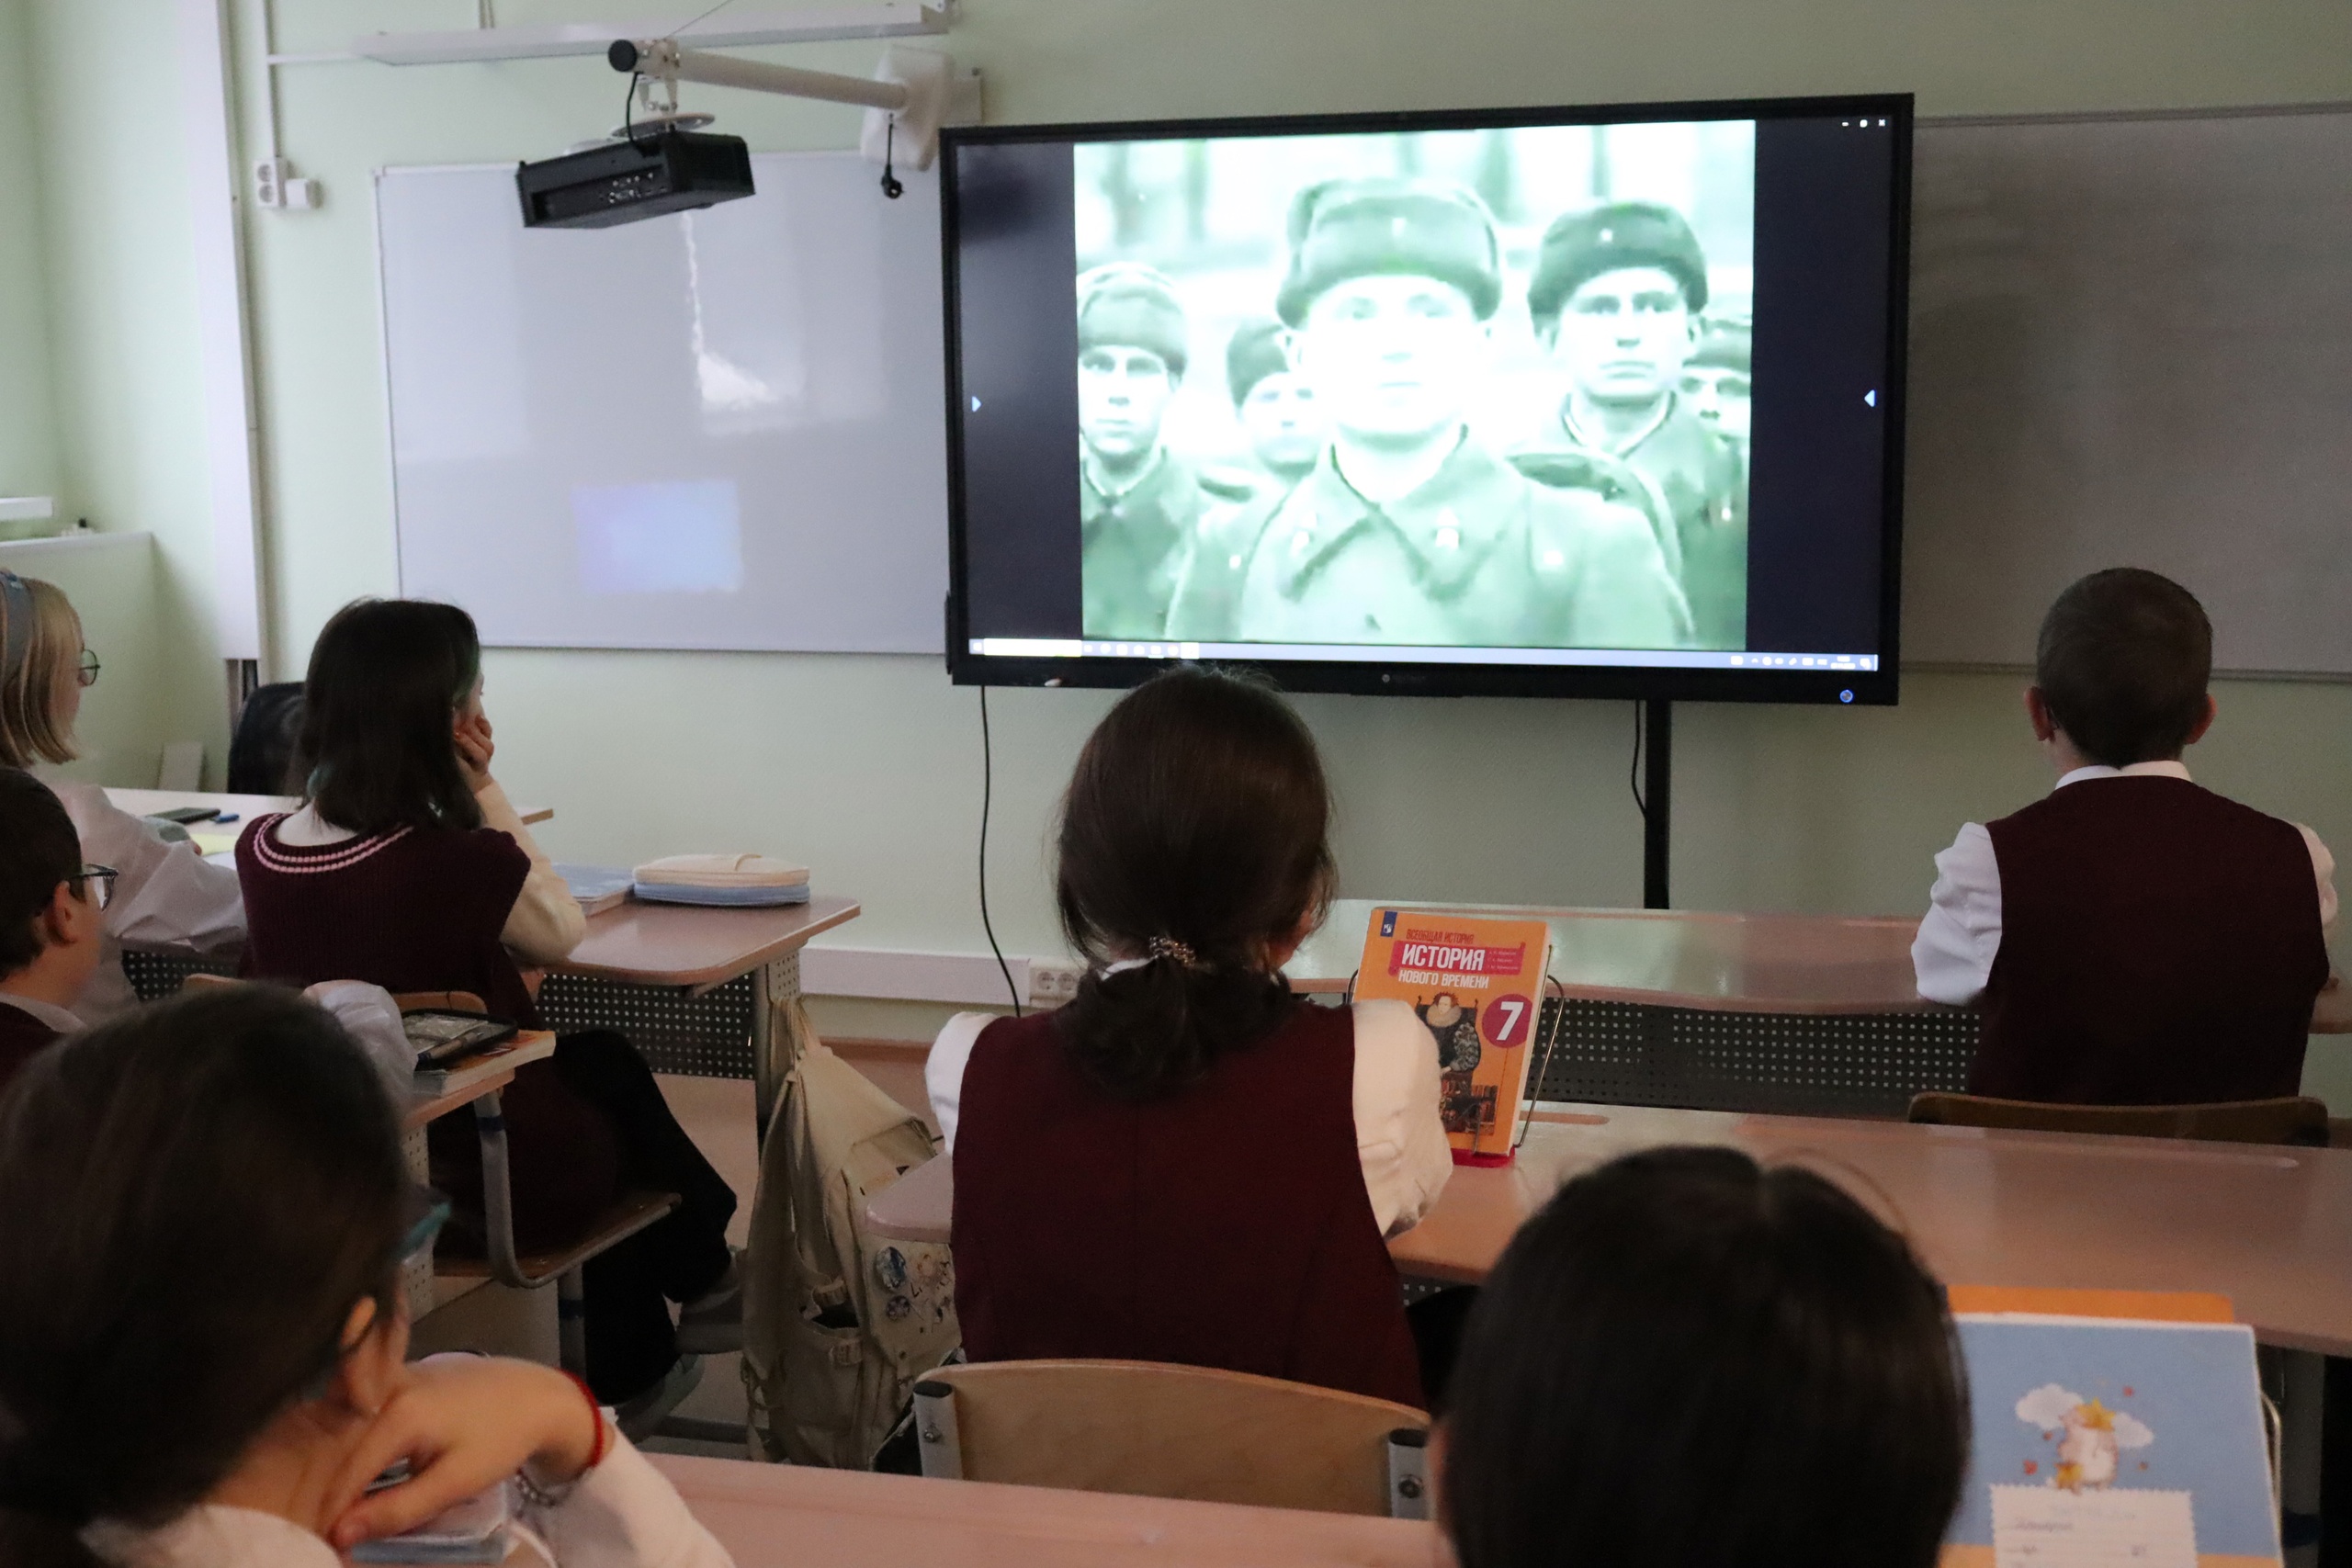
left=1070, top=122, right=1755, bottom=653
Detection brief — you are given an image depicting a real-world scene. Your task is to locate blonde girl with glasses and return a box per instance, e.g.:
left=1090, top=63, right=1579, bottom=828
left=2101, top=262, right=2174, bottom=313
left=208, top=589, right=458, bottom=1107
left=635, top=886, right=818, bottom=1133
left=0, top=572, right=244, bottom=1022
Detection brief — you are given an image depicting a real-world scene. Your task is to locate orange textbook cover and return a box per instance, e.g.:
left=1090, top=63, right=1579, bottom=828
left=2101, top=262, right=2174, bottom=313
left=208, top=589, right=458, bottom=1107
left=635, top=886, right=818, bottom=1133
left=1355, top=908, right=1554, bottom=1167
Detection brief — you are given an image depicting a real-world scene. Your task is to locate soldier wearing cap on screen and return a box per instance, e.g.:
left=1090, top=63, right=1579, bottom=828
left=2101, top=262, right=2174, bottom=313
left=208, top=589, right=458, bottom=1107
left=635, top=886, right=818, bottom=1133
left=1519, top=202, right=1748, bottom=649
left=1682, top=310, right=1753, bottom=459
left=1217, top=317, right=1325, bottom=495
left=1167, top=179, right=1688, bottom=650
left=1078, top=263, right=1205, bottom=640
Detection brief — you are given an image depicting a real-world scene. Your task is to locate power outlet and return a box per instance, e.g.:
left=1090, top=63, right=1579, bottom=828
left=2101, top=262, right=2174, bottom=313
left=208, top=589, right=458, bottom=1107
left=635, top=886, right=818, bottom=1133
left=1027, top=959, right=1085, bottom=1007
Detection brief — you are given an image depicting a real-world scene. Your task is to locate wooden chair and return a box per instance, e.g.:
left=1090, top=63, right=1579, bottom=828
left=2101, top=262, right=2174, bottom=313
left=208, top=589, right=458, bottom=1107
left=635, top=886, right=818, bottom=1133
left=1907, top=1091, right=2330, bottom=1146
left=910, top=1359, right=1432, bottom=1518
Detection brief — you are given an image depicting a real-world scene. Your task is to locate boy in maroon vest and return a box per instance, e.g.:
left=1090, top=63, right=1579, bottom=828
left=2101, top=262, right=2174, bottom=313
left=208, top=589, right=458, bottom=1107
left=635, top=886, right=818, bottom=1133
left=1913, top=569, right=2335, bottom=1103
left=0, top=769, right=104, bottom=1090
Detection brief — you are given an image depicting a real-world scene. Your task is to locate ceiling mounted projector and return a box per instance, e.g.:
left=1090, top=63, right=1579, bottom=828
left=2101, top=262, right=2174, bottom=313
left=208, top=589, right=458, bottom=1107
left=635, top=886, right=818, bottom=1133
left=515, top=126, right=754, bottom=229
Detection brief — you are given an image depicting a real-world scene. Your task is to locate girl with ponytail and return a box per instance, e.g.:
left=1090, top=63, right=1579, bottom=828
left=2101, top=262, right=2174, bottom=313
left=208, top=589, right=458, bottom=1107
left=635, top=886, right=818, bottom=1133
left=926, top=666, right=1450, bottom=1409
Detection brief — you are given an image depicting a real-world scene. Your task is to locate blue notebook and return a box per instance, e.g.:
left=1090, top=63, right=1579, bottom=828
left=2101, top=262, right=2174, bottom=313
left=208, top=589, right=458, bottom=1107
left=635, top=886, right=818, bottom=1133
left=1945, top=1314, right=2278, bottom=1567
left=631, top=880, right=810, bottom=908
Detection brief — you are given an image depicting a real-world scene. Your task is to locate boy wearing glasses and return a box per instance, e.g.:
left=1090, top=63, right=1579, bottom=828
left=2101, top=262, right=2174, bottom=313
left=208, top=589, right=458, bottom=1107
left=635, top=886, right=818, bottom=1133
left=0, top=768, right=107, bottom=1087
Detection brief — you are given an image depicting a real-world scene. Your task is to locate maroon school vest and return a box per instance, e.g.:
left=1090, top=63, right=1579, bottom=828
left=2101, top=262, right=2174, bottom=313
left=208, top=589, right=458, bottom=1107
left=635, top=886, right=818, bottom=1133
left=949, top=1002, right=1425, bottom=1410
left=235, top=814, right=541, bottom=1028
left=0, top=999, right=60, bottom=1096
left=1974, top=776, right=2328, bottom=1104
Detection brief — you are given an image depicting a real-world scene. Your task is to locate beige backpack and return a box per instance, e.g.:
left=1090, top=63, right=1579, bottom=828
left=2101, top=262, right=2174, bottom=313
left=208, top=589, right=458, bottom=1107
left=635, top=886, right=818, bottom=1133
left=741, top=1005, right=960, bottom=1467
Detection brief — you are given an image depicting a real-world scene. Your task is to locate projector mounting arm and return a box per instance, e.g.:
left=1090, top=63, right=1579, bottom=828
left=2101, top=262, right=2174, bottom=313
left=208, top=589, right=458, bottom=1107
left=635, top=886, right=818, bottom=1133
left=608, top=37, right=978, bottom=172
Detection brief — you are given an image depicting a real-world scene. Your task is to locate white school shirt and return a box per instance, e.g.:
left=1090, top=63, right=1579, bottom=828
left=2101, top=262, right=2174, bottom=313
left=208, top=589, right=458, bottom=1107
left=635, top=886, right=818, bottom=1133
left=926, top=997, right=1453, bottom=1238
left=0, top=991, right=85, bottom=1034
left=82, top=1435, right=734, bottom=1568
left=46, top=780, right=246, bottom=1026
left=270, top=781, right=587, bottom=966
left=1911, top=761, right=2339, bottom=1007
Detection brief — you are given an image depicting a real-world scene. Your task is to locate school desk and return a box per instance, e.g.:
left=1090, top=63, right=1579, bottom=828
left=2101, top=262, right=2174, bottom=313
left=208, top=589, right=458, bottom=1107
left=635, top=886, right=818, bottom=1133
left=1288, top=901, right=2351, bottom=1118
left=400, top=1031, right=559, bottom=1322
left=643, top=1452, right=1433, bottom=1568
left=539, top=894, right=863, bottom=1129
left=106, top=786, right=553, bottom=827
left=864, top=1101, right=2352, bottom=1356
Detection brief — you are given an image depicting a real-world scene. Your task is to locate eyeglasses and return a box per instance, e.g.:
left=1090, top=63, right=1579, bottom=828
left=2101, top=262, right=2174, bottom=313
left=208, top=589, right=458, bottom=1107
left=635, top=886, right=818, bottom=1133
left=71, top=864, right=119, bottom=910
left=75, top=649, right=98, bottom=689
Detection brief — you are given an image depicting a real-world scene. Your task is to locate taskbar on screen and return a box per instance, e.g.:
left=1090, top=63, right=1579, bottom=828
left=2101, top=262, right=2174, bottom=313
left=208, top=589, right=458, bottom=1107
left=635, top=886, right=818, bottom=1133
left=967, top=639, right=1881, bottom=673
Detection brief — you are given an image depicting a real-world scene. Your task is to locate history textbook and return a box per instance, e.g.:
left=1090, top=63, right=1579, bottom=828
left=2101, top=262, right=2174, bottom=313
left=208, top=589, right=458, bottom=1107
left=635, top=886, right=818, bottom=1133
left=1355, top=908, right=1553, bottom=1166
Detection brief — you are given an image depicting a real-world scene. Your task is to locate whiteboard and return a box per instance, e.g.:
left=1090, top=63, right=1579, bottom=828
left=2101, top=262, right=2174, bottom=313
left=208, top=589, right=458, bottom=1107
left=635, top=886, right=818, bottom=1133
left=377, top=154, right=947, bottom=654
left=1904, top=107, right=2352, bottom=675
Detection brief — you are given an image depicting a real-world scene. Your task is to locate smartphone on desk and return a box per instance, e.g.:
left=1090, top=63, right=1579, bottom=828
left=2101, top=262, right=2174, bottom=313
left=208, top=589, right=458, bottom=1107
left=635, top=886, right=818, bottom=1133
left=349, top=1479, right=517, bottom=1564
left=401, top=1010, right=519, bottom=1069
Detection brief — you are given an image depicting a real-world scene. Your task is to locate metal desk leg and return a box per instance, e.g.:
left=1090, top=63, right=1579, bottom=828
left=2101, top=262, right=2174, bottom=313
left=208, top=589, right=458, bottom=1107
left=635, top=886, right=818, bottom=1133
left=401, top=1126, right=435, bottom=1321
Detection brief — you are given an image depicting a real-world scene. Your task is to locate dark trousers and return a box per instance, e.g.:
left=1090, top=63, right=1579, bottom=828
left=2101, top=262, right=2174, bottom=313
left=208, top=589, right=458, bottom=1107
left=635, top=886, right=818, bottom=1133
left=1406, top=1284, right=1479, bottom=1416
left=556, top=1030, right=739, bottom=1403
left=431, top=1030, right=737, bottom=1404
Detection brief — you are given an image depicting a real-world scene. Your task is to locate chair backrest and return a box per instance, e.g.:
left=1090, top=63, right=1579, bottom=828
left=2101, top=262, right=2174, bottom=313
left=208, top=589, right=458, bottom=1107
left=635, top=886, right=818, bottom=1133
left=226, top=682, right=305, bottom=795
left=910, top=1359, right=1430, bottom=1517
left=1907, top=1091, right=2330, bottom=1145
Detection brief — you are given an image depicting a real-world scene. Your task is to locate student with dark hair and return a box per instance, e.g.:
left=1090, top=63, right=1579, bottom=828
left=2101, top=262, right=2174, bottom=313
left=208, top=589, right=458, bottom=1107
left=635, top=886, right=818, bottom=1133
left=1914, top=568, right=2335, bottom=1102
left=1440, top=1146, right=1967, bottom=1568
left=0, top=572, right=243, bottom=1023
left=235, top=598, right=741, bottom=1427
left=926, top=666, right=1450, bottom=1407
left=0, top=987, right=732, bottom=1568
left=0, top=769, right=105, bottom=1087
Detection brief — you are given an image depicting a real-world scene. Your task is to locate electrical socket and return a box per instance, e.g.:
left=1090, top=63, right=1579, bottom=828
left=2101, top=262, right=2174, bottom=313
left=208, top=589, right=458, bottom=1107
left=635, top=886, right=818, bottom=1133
left=1027, top=959, right=1084, bottom=1006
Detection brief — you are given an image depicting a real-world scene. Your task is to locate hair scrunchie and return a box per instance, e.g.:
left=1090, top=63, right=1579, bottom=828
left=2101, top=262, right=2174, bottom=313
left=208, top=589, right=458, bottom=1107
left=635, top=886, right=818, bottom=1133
left=1146, top=935, right=1204, bottom=971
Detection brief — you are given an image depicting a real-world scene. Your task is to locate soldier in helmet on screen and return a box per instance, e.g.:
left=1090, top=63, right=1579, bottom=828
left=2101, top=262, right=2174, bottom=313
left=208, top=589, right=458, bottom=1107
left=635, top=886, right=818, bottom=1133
left=1077, top=262, right=1206, bottom=640
left=1167, top=179, right=1688, bottom=649
left=1516, top=202, right=1749, bottom=649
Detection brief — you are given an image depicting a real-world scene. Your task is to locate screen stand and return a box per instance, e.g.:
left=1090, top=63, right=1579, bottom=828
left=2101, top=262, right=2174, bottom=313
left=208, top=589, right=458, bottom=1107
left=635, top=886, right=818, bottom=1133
left=1643, top=699, right=1672, bottom=909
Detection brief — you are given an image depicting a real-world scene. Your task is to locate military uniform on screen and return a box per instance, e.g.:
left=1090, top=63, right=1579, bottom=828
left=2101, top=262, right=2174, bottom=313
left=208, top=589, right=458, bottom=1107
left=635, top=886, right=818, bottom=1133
left=1514, top=408, right=1747, bottom=649
left=1521, top=203, right=1750, bottom=650
left=1167, top=436, right=1690, bottom=649
left=1082, top=449, right=1207, bottom=640
left=1164, top=176, right=1688, bottom=650
left=1075, top=263, right=1204, bottom=641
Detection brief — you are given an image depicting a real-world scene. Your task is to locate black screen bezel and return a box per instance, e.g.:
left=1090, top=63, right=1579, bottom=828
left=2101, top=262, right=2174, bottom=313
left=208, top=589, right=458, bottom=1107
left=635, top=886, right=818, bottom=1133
left=939, top=91, right=1913, bottom=705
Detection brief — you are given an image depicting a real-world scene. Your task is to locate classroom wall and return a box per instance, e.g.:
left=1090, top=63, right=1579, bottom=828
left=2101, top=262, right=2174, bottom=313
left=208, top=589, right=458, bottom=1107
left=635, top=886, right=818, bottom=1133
left=0, top=0, right=58, bottom=503
left=20, top=0, right=235, bottom=780
left=17, top=0, right=2352, bottom=1088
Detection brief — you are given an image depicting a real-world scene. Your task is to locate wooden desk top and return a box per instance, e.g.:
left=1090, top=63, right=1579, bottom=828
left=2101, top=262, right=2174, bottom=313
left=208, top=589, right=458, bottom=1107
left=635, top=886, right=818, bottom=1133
left=866, top=1104, right=2352, bottom=1356
left=1291, top=898, right=2352, bottom=1031
left=1394, top=1104, right=2352, bottom=1356
left=559, top=894, right=862, bottom=990
left=1288, top=899, right=1935, bottom=1013
left=106, top=787, right=552, bottom=825
left=402, top=1032, right=557, bottom=1131
left=646, top=1452, right=1434, bottom=1568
